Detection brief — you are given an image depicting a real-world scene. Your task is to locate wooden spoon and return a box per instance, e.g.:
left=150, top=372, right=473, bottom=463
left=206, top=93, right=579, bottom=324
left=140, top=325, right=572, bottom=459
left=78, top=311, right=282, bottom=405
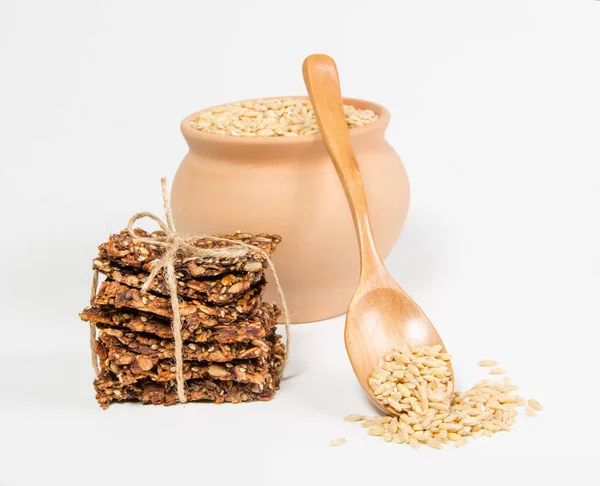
left=302, top=54, right=453, bottom=416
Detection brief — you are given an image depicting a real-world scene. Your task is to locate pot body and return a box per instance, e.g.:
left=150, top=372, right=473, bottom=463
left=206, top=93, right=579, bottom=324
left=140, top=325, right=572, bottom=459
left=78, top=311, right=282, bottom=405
left=171, top=97, right=409, bottom=323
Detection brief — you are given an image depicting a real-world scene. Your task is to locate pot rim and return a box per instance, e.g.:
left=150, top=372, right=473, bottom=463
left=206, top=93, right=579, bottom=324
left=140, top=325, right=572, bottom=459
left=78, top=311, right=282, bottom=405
left=180, top=95, right=390, bottom=145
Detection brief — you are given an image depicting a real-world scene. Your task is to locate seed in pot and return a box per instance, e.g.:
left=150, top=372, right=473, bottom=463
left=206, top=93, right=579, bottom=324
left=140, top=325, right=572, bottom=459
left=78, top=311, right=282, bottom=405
left=478, top=359, right=498, bottom=367
left=330, top=438, right=347, bottom=447
left=189, top=98, right=379, bottom=137
left=346, top=345, right=534, bottom=449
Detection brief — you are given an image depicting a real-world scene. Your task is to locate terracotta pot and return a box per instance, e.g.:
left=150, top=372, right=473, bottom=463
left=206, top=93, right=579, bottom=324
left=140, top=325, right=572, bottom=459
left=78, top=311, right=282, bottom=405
left=171, top=96, right=410, bottom=323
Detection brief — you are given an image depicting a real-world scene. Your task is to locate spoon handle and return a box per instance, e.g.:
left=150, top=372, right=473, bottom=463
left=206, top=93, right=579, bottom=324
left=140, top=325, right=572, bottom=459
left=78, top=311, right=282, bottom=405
left=302, top=54, right=383, bottom=273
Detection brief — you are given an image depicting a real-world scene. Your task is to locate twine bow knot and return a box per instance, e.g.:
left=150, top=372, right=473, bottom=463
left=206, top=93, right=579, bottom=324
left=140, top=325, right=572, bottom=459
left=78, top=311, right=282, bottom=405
left=89, top=178, right=290, bottom=404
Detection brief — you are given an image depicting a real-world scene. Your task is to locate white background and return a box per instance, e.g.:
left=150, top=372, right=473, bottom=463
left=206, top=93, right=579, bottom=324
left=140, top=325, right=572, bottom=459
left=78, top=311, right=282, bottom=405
left=1, top=0, right=599, bottom=484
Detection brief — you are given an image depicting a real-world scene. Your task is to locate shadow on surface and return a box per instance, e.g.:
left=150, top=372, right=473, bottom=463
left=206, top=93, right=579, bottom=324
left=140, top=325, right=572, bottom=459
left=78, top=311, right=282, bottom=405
left=0, top=354, right=94, bottom=410
left=291, top=368, right=381, bottom=418
left=279, top=324, right=310, bottom=381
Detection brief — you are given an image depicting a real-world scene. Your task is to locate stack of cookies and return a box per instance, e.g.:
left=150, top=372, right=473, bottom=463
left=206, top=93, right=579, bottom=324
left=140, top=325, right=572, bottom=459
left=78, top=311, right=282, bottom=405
left=79, top=228, right=285, bottom=408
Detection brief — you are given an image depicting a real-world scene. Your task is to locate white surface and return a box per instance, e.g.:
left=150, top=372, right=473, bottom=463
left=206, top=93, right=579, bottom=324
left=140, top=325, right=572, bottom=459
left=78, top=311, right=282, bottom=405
left=1, top=0, right=599, bottom=484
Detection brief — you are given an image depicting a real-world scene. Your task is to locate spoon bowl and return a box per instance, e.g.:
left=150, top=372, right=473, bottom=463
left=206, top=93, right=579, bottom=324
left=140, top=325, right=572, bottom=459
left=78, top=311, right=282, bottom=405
left=346, top=278, right=452, bottom=413
left=303, top=54, right=453, bottom=416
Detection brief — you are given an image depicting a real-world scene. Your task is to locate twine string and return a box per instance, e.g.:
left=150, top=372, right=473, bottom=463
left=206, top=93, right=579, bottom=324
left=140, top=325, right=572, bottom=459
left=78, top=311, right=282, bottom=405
left=89, top=270, right=100, bottom=375
left=89, top=178, right=290, bottom=404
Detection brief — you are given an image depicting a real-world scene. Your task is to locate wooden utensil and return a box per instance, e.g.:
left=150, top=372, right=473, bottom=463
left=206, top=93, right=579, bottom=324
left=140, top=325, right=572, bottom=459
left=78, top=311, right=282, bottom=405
left=302, top=54, right=453, bottom=416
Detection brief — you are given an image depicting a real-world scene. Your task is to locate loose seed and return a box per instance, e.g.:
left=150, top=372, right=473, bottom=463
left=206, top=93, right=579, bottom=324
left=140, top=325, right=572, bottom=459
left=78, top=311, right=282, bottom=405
left=392, top=433, right=404, bottom=444
left=344, top=414, right=364, bottom=422
left=528, top=399, right=543, bottom=411
left=330, top=438, right=347, bottom=447
left=368, top=426, right=386, bottom=436
left=427, top=438, right=443, bottom=449
left=489, top=367, right=506, bottom=375
left=478, top=360, right=498, bottom=367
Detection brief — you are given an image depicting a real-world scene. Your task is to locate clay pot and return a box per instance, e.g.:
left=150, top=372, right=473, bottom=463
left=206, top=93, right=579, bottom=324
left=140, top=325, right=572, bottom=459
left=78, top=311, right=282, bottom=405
left=171, top=96, right=409, bottom=323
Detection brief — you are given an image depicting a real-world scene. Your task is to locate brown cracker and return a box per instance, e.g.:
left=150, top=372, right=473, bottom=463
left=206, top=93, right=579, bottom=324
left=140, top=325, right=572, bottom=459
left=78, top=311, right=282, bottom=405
left=93, top=257, right=264, bottom=304
left=80, top=303, right=279, bottom=344
left=93, top=280, right=264, bottom=324
left=98, top=229, right=281, bottom=278
left=94, top=372, right=280, bottom=408
left=95, top=326, right=277, bottom=363
left=98, top=339, right=285, bottom=387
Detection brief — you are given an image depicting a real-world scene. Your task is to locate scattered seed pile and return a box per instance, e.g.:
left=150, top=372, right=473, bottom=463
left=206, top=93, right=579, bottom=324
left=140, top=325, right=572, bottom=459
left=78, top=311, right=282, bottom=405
left=340, top=345, right=542, bottom=449
left=189, top=98, right=379, bottom=137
